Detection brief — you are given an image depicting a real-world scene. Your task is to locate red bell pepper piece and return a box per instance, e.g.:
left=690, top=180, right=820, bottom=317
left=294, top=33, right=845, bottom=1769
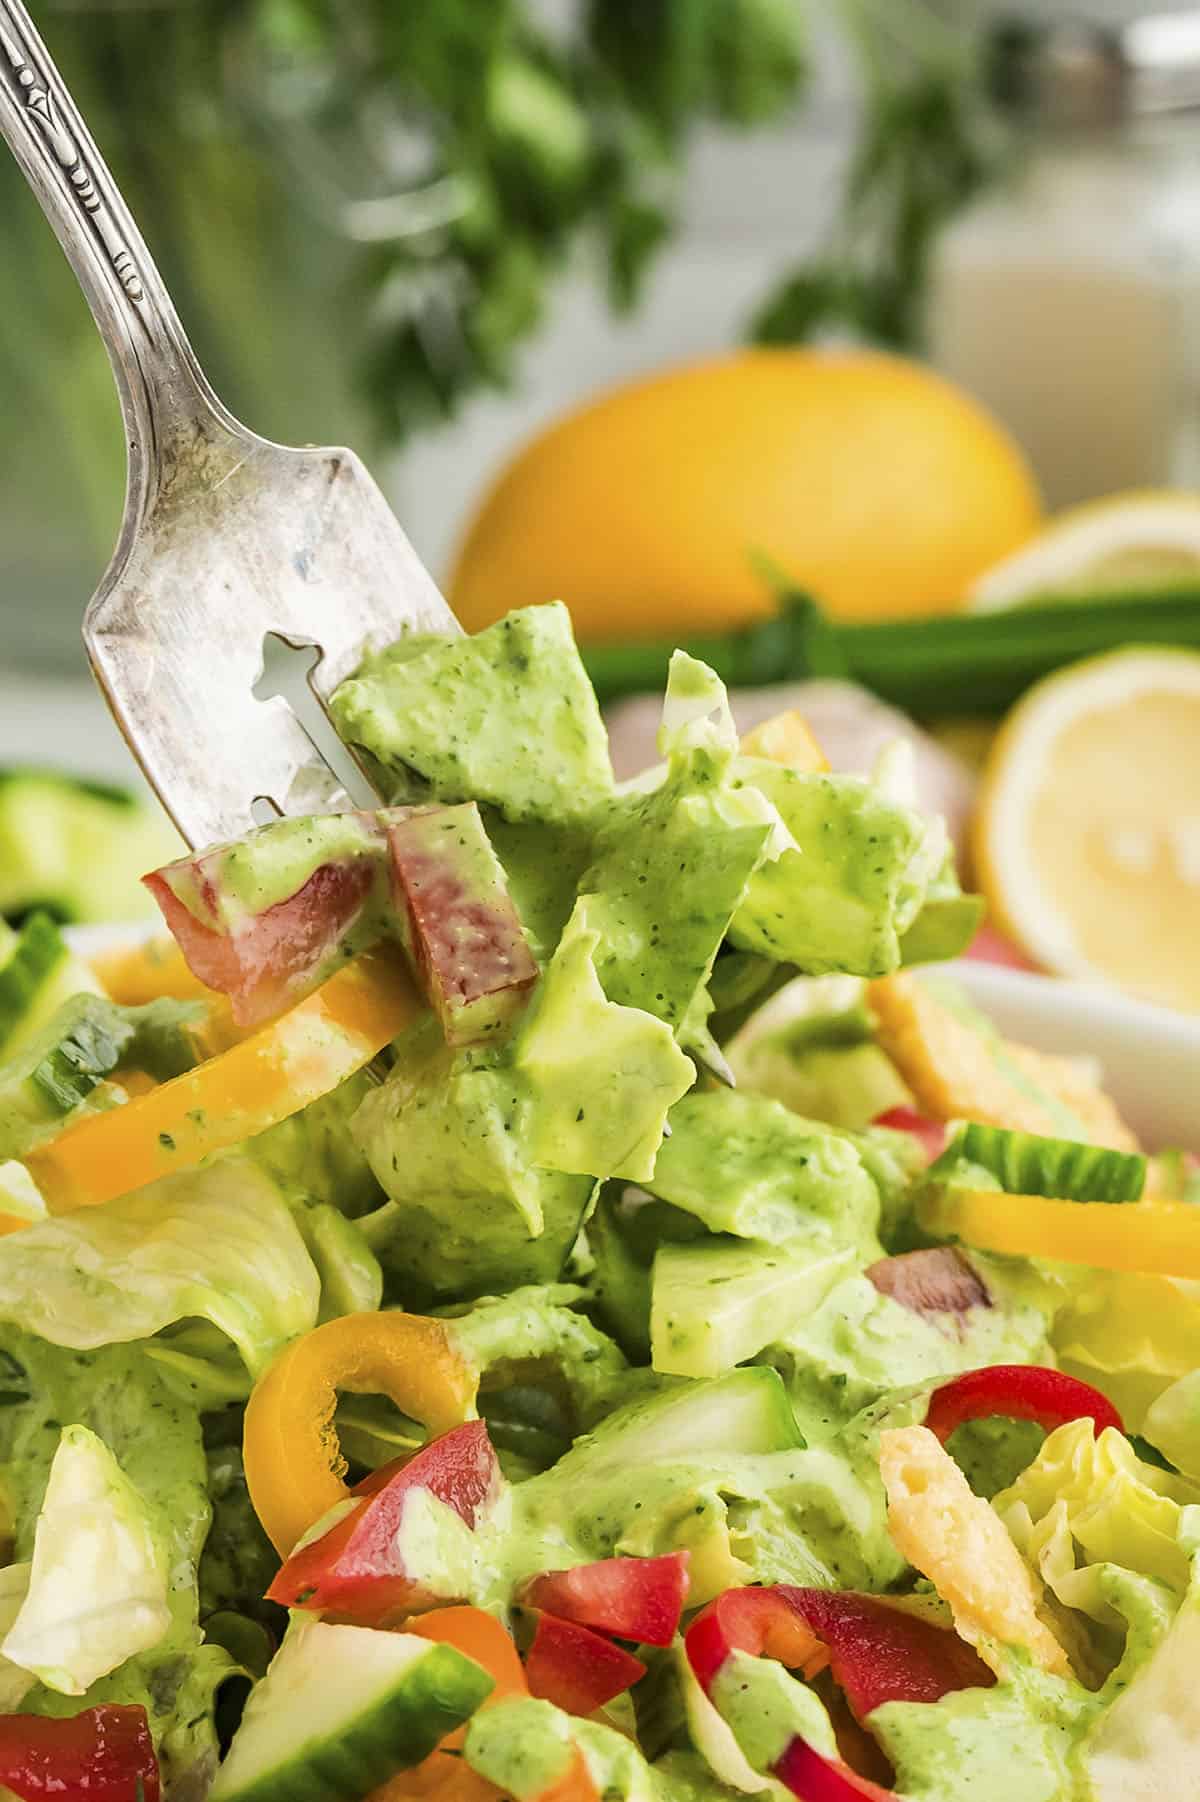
left=523, top=1611, right=646, bottom=1716
left=924, top=1364, right=1123, bottom=1445
left=772, top=1736, right=895, bottom=1801
left=0, top=1705, right=160, bottom=1801
left=266, top=1420, right=501, bottom=1623
left=685, top=1586, right=992, bottom=1719
left=518, top=1551, right=690, bottom=1648
left=871, top=1107, right=947, bottom=1165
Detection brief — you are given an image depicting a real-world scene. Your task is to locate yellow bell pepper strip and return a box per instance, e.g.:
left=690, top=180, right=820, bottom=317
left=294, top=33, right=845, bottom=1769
left=922, top=1187, right=1200, bottom=1281
left=739, top=709, right=829, bottom=771
left=243, top=1310, right=479, bottom=1557
left=91, top=935, right=221, bottom=1006
left=23, top=945, right=420, bottom=1213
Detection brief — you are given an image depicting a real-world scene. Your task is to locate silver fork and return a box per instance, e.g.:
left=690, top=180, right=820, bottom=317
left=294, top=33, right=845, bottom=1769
left=0, top=0, right=458, bottom=850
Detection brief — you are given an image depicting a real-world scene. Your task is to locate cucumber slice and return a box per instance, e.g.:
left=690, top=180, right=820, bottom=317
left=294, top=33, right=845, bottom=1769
left=553, top=1366, right=803, bottom=1486
left=950, top=1123, right=1146, bottom=1204
left=210, top=1618, right=494, bottom=1802
left=0, top=994, right=208, bottom=1159
left=0, top=913, right=104, bottom=1059
left=651, top=1236, right=856, bottom=1379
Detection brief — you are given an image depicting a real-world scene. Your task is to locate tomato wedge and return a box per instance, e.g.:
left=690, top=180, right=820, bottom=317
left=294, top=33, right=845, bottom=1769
left=267, top=1421, right=501, bottom=1621
left=518, top=1551, right=689, bottom=1648
left=25, top=945, right=420, bottom=1212
left=924, top=1364, right=1122, bottom=1444
left=523, top=1612, right=646, bottom=1716
left=146, top=829, right=383, bottom=1027
left=0, top=1704, right=159, bottom=1801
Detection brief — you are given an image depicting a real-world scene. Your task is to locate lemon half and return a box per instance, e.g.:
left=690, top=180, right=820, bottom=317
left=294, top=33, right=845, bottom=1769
left=974, top=648, right=1200, bottom=1012
left=968, top=491, right=1200, bottom=612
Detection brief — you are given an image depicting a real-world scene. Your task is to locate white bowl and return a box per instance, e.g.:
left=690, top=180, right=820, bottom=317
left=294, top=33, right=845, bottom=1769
left=949, top=961, right=1200, bottom=1154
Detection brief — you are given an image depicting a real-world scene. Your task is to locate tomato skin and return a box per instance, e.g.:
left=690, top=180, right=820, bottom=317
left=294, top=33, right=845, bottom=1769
left=146, top=850, right=378, bottom=1027
left=266, top=1421, right=500, bottom=1622
left=518, top=1551, right=689, bottom=1648
left=925, top=1364, right=1123, bottom=1444
left=0, top=1704, right=159, bottom=1801
left=522, top=1612, right=646, bottom=1716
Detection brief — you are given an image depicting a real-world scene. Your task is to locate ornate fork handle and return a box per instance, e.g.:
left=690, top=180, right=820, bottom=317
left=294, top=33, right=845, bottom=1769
left=0, top=1, right=245, bottom=512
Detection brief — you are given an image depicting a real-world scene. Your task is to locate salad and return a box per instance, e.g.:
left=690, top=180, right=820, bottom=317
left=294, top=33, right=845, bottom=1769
left=0, top=602, right=1195, bottom=1802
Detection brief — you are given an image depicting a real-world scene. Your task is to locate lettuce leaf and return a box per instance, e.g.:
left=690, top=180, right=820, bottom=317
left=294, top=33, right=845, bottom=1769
left=3, top=1425, right=169, bottom=1695
left=729, top=756, right=956, bottom=976
left=1082, top=1509, right=1200, bottom=1799
left=330, top=603, right=614, bottom=825
left=642, top=1090, right=882, bottom=1254
left=243, top=1069, right=385, bottom=1216
left=0, top=1328, right=238, bottom=1791
left=0, top=1158, right=319, bottom=1375
left=995, top=1419, right=1198, bottom=1682
left=1143, top=1371, right=1200, bottom=1483
left=514, top=900, right=695, bottom=1182
left=1050, top=1270, right=1200, bottom=1433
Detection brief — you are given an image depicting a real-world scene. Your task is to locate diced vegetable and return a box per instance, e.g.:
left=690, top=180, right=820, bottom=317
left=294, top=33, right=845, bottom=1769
left=871, top=1106, right=947, bottom=1165
left=924, top=1365, right=1122, bottom=1445
left=267, top=1422, right=502, bottom=1622
left=947, top=1123, right=1146, bottom=1204
left=23, top=946, right=421, bottom=1213
left=243, top=1309, right=478, bottom=1556
left=209, top=1618, right=495, bottom=1802
left=922, top=1189, right=1200, bottom=1281
left=145, top=814, right=385, bottom=1027
left=367, top=1607, right=529, bottom=1802
left=387, top=805, right=538, bottom=1046
left=0, top=1704, right=159, bottom=1801
left=772, top=1736, right=895, bottom=1801
left=0, top=911, right=104, bottom=1059
left=518, top=1552, right=690, bottom=1648
left=522, top=1611, right=646, bottom=1716
left=865, top=1248, right=989, bottom=1319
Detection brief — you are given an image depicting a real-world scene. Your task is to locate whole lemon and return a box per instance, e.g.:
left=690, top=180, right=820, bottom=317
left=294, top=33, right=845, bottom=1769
left=450, top=346, right=1041, bottom=638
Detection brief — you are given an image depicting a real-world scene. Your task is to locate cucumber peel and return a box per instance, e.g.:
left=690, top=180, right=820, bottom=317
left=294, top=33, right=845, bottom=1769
left=937, top=1123, right=1146, bottom=1204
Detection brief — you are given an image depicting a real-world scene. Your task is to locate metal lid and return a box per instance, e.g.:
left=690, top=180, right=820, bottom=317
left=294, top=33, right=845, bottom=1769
left=991, top=11, right=1200, bottom=123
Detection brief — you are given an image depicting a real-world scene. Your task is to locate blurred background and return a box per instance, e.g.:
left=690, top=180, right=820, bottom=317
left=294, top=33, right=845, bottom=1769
left=1, top=0, right=1198, bottom=1009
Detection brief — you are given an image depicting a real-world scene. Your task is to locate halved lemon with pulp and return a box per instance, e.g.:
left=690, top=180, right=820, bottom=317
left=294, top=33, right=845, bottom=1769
left=968, top=490, right=1200, bottom=611
left=974, top=648, right=1200, bottom=1012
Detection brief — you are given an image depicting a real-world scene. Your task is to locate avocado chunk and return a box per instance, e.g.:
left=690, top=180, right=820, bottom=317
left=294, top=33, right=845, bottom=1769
left=651, top=1235, right=857, bottom=1379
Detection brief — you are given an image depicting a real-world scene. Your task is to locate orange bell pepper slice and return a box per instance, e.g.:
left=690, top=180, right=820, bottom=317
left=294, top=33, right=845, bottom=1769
left=243, top=1310, right=478, bottom=1557
left=368, top=1608, right=528, bottom=1802
left=24, top=945, right=420, bottom=1212
left=922, top=1188, right=1200, bottom=1281
left=740, top=710, right=828, bottom=771
left=91, top=936, right=221, bottom=1006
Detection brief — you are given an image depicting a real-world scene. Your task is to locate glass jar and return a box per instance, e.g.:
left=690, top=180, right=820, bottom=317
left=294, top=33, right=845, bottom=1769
left=928, top=15, right=1200, bottom=510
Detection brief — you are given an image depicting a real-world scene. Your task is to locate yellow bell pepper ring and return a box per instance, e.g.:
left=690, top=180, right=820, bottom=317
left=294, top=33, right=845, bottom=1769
left=243, top=1311, right=480, bottom=1557
left=23, top=945, right=421, bottom=1213
left=922, top=1188, right=1200, bottom=1281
